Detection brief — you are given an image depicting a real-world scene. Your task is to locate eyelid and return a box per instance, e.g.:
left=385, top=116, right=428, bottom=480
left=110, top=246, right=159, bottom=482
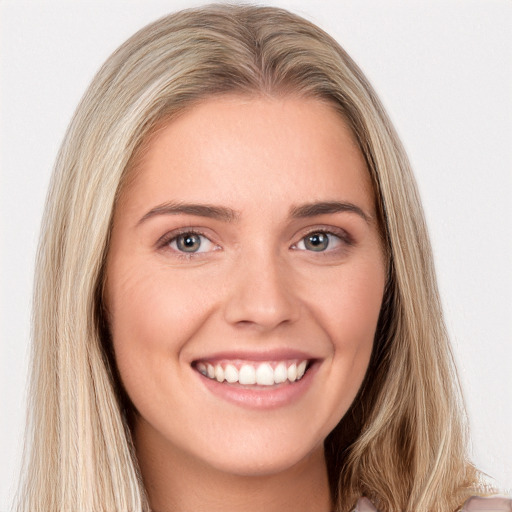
left=156, top=228, right=220, bottom=255
left=155, top=224, right=354, bottom=257
left=291, top=225, right=355, bottom=250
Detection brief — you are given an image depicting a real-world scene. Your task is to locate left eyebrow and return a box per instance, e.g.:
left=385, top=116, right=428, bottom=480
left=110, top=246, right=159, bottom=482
left=137, top=201, right=239, bottom=225
left=290, top=201, right=372, bottom=224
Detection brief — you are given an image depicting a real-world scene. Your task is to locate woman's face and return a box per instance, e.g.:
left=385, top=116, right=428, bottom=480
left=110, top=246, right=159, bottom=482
left=105, top=95, right=386, bottom=477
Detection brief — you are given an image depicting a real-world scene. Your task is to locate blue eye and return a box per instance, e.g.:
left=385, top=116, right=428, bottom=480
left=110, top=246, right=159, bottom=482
left=295, top=232, right=342, bottom=252
left=168, top=232, right=216, bottom=253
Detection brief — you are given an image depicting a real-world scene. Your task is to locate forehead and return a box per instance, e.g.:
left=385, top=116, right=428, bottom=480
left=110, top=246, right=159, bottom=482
left=119, top=95, right=374, bottom=215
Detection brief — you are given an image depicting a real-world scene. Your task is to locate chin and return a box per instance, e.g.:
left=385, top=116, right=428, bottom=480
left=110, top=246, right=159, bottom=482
left=202, top=440, right=325, bottom=478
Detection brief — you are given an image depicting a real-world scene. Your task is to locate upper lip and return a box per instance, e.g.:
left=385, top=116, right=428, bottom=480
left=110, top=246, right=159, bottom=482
left=192, top=348, right=319, bottom=364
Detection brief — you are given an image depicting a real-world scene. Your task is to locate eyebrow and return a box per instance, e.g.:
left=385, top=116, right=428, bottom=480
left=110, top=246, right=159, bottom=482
left=137, top=200, right=371, bottom=226
left=290, top=201, right=372, bottom=223
left=138, top=201, right=239, bottom=225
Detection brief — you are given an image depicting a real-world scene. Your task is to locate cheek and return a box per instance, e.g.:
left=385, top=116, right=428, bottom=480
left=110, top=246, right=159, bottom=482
left=320, top=260, right=385, bottom=420
left=105, top=262, right=213, bottom=394
left=109, top=261, right=202, bottom=337
left=309, top=256, right=385, bottom=343
left=303, top=254, right=385, bottom=390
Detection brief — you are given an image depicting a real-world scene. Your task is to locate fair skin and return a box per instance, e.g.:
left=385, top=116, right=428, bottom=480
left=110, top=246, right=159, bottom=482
left=105, top=95, right=386, bottom=512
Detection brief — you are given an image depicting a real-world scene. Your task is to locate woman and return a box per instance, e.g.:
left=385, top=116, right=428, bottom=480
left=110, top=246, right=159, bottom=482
left=15, top=4, right=510, bottom=512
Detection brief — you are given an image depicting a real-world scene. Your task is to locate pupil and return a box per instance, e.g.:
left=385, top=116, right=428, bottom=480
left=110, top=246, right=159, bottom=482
left=306, top=233, right=328, bottom=251
left=178, top=234, right=201, bottom=252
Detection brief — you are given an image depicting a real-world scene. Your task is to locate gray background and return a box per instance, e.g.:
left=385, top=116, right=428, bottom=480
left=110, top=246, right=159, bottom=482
left=1, top=1, right=511, bottom=509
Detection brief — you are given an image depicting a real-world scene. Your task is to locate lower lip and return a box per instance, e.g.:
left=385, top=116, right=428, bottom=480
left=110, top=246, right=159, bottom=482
left=195, top=362, right=319, bottom=410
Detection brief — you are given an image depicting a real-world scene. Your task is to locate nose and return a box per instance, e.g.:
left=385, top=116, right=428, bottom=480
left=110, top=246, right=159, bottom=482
left=223, top=251, right=300, bottom=331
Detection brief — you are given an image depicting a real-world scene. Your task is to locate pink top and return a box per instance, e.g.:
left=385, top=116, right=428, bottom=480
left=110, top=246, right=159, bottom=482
left=354, top=496, right=512, bottom=511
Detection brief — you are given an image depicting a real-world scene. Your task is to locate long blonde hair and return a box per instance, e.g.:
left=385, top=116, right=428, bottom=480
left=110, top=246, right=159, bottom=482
left=18, top=4, right=480, bottom=511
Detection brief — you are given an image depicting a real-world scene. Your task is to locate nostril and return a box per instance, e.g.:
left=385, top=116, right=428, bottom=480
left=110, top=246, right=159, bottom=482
left=223, top=296, right=300, bottom=330
left=222, top=262, right=300, bottom=329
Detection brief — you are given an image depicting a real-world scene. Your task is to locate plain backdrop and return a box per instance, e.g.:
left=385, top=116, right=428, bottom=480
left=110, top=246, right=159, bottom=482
left=1, top=0, right=511, bottom=509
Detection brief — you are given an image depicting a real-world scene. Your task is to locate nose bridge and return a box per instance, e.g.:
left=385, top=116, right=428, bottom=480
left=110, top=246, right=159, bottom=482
left=223, top=245, right=300, bottom=330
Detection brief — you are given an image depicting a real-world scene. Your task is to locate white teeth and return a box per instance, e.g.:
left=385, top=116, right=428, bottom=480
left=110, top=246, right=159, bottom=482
left=256, top=363, right=274, bottom=386
left=224, top=364, right=238, bottom=383
left=274, top=362, right=287, bottom=384
left=287, top=363, right=297, bottom=382
left=239, top=364, right=256, bottom=385
left=297, top=360, right=307, bottom=380
left=197, top=360, right=309, bottom=386
left=214, top=364, right=225, bottom=383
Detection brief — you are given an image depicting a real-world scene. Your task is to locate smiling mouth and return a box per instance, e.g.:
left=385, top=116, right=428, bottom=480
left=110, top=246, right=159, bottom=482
left=193, top=359, right=311, bottom=386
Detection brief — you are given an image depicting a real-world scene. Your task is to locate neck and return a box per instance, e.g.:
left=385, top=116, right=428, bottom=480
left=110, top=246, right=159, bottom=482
left=134, top=419, right=332, bottom=512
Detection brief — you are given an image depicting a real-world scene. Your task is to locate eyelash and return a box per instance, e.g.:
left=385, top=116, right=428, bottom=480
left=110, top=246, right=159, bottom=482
left=156, top=226, right=354, bottom=258
left=292, top=227, right=354, bottom=253
left=156, top=228, right=217, bottom=259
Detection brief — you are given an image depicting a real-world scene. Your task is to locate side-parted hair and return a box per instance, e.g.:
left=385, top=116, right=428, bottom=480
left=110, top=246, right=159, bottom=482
left=18, top=4, right=481, bottom=511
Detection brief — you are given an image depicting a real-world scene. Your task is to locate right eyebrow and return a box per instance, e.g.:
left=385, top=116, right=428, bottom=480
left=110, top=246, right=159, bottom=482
left=290, top=201, right=372, bottom=224
left=137, top=201, right=240, bottom=226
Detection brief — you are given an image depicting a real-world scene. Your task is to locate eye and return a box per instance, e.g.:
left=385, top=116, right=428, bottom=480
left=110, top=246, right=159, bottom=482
left=167, top=232, right=217, bottom=254
left=294, top=231, right=343, bottom=252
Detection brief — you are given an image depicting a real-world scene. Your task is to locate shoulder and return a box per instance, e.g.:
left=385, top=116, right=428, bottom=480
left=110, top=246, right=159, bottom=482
left=460, top=496, right=512, bottom=511
left=353, top=498, right=378, bottom=512
left=353, top=496, right=512, bottom=512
